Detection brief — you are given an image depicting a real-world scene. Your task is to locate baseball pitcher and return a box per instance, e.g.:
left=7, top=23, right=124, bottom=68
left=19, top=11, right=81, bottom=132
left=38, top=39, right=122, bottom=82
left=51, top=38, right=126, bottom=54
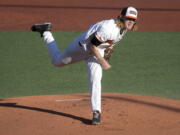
left=31, top=6, right=138, bottom=125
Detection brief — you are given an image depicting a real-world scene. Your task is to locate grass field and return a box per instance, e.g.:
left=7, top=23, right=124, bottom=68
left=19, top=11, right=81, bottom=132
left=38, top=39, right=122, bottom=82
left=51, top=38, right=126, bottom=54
left=0, top=31, right=180, bottom=99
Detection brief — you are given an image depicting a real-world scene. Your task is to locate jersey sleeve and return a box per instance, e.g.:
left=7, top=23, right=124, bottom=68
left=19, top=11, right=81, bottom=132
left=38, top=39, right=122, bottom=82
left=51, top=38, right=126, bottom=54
left=95, top=24, right=112, bottom=43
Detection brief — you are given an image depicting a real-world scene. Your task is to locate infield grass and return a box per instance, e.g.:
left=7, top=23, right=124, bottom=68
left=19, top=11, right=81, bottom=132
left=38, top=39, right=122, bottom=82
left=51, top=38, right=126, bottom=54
left=0, top=31, right=180, bottom=99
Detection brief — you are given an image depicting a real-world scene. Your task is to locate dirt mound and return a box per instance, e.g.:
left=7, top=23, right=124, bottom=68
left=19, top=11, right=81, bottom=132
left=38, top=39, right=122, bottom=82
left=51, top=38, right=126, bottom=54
left=0, top=93, right=180, bottom=135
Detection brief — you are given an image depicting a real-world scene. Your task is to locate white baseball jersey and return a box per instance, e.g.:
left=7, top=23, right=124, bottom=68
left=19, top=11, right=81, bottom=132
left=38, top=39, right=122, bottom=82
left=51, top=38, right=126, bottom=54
left=79, top=19, right=127, bottom=55
left=42, top=18, right=127, bottom=113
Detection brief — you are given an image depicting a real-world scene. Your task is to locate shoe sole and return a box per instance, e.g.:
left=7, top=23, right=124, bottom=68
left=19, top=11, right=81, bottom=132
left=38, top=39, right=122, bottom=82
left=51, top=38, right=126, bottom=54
left=92, top=122, right=101, bottom=125
left=31, top=23, right=52, bottom=32
left=92, top=120, right=101, bottom=125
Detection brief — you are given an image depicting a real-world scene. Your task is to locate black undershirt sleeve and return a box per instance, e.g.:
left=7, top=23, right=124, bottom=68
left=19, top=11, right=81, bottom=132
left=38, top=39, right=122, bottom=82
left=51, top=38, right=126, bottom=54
left=91, top=35, right=103, bottom=46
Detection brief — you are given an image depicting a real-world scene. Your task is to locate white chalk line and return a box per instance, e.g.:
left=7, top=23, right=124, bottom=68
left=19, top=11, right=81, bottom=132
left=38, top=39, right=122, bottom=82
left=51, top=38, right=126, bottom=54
left=55, top=98, right=89, bottom=102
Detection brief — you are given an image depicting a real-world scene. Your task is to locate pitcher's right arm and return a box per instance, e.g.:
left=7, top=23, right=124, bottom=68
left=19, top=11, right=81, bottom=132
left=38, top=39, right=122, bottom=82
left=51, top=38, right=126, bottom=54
left=89, top=35, right=111, bottom=70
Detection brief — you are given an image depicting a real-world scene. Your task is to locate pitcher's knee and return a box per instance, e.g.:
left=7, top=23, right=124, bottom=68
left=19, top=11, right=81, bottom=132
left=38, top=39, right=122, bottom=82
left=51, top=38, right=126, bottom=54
left=51, top=60, right=63, bottom=67
left=51, top=56, right=72, bottom=67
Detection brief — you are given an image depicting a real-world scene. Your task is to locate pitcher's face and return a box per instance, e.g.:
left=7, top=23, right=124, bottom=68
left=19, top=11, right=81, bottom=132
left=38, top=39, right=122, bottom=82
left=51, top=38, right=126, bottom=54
left=124, top=19, right=136, bottom=30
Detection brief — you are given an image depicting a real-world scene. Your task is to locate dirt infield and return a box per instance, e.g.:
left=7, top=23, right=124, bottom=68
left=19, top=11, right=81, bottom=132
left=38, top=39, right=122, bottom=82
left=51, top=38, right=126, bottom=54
left=0, top=93, right=180, bottom=135
left=0, top=0, right=180, bottom=135
left=0, top=0, right=180, bottom=31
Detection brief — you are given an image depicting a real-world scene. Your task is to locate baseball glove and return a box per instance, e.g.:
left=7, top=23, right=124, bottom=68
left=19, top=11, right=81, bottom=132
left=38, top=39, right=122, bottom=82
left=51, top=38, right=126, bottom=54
left=104, top=46, right=114, bottom=61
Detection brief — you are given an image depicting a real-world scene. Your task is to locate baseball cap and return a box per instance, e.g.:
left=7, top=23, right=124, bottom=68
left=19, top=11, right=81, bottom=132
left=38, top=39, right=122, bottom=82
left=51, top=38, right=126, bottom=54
left=121, top=7, right=138, bottom=20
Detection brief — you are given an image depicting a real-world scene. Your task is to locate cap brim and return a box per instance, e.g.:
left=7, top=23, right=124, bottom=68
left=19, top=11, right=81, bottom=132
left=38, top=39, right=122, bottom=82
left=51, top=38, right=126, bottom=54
left=125, top=16, right=137, bottom=20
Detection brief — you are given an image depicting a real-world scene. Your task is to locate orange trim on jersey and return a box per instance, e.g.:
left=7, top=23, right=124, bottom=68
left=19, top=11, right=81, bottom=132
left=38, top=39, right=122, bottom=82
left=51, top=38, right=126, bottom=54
left=106, top=40, right=113, bottom=44
left=95, top=34, right=104, bottom=42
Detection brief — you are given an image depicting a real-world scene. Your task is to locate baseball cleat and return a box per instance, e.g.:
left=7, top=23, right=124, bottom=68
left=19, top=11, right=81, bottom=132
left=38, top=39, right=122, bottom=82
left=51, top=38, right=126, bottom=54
left=92, top=110, right=101, bottom=125
left=31, top=23, right=52, bottom=37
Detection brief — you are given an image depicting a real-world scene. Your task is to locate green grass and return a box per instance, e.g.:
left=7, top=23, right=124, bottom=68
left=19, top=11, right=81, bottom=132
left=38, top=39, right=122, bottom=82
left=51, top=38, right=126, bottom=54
left=103, top=32, right=180, bottom=99
left=0, top=31, right=180, bottom=99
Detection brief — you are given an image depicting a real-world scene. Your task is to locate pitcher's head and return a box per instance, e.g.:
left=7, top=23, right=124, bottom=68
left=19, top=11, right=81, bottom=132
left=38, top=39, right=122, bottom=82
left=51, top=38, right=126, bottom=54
left=118, top=7, right=138, bottom=31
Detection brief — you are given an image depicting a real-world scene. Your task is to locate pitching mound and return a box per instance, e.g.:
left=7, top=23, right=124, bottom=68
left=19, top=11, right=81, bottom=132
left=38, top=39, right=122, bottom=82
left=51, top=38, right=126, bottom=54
left=0, top=93, right=180, bottom=135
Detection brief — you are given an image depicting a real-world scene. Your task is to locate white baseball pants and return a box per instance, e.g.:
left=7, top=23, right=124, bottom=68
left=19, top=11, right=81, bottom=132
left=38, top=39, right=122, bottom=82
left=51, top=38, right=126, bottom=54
left=43, top=31, right=103, bottom=112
